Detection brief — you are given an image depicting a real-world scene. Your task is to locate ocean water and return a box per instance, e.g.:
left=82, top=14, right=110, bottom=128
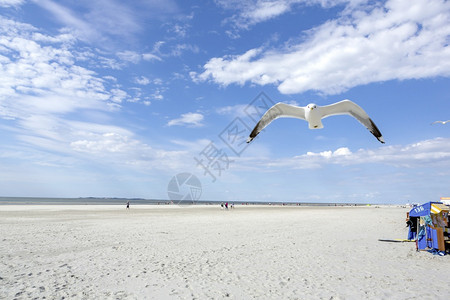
left=0, top=197, right=164, bottom=205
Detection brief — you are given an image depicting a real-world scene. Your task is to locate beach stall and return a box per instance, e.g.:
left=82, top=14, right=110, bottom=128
left=440, top=197, right=450, bottom=206
left=408, top=202, right=449, bottom=252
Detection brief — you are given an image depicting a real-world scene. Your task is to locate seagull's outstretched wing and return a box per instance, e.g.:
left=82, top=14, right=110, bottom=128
left=247, top=103, right=306, bottom=143
left=320, top=100, right=385, bottom=144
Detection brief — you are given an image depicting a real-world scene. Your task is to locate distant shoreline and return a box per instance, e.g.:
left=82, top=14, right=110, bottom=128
left=0, top=196, right=374, bottom=206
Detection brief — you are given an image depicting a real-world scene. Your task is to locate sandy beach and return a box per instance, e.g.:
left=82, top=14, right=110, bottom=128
left=0, top=205, right=448, bottom=299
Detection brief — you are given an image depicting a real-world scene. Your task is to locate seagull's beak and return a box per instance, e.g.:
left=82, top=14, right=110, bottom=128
left=310, top=107, right=314, bottom=110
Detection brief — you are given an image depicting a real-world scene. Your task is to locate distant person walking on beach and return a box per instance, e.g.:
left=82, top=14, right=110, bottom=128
left=126, top=201, right=130, bottom=209
left=225, top=202, right=228, bottom=210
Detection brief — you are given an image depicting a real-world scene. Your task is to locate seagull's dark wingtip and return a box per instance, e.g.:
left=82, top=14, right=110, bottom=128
left=375, top=135, right=385, bottom=144
left=368, top=119, right=384, bottom=144
left=247, top=122, right=261, bottom=143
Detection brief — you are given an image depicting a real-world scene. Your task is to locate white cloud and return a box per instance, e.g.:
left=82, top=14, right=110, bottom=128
left=0, top=19, right=118, bottom=118
left=167, top=112, right=204, bottom=127
left=103, top=75, right=117, bottom=82
left=153, top=41, right=166, bottom=53
left=216, top=99, right=298, bottom=118
left=198, top=0, right=450, bottom=95
left=305, top=147, right=352, bottom=159
left=31, top=0, right=179, bottom=46
left=10, top=113, right=140, bottom=161
left=132, top=77, right=164, bottom=87
left=216, top=104, right=250, bottom=118
left=142, top=53, right=162, bottom=61
left=0, top=16, right=190, bottom=173
left=70, top=132, right=140, bottom=154
left=6, top=110, right=195, bottom=173
left=230, top=0, right=295, bottom=28
left=245, top=137, right=450, bottom=170
left=170, top=44, right=200, bottom=57
left=150, top=86, right=167, bottom=100
left=148, top=39, right=199, bottom=59
left=33, top=0, right=101, bottom=43
left=246, top=1, right=292, bottom=23
left=110, top=89, right=128, bottom=103
left=215, top=0, right=355, bottom=29
left=152, top=93, right=164, bottom=100
left=118, top=51, right=163, bottom=65
left=117, top=50, right=142, bottom=64
left=216, top=0, right=291, bottom=28
left=0, top=0, right=25, bottom=8
left=170, top=24, right=188, bottom=37
left=153, top=78, right=163, bottom=85
left=135, top=76, right=151, bottom=85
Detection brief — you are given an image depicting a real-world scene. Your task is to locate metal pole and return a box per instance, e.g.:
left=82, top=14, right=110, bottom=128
left=416, top=217, right=419, bottom=251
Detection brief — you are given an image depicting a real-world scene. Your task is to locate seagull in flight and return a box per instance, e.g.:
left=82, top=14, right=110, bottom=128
left=247, top=100, right=384, bottom=144
left=431, top=120, right=450, bottom=125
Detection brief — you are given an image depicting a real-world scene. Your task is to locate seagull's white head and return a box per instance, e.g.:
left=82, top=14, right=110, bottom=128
left=305, top=103, right=323, bottom=129
left=307, top=103, right=317, bottom=111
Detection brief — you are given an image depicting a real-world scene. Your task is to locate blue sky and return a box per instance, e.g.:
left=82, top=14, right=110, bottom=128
left=0, top=0, right=449, bottom=204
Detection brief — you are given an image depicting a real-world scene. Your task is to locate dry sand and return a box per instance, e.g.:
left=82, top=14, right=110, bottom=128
left=0, top=205, right=448, bottom=299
